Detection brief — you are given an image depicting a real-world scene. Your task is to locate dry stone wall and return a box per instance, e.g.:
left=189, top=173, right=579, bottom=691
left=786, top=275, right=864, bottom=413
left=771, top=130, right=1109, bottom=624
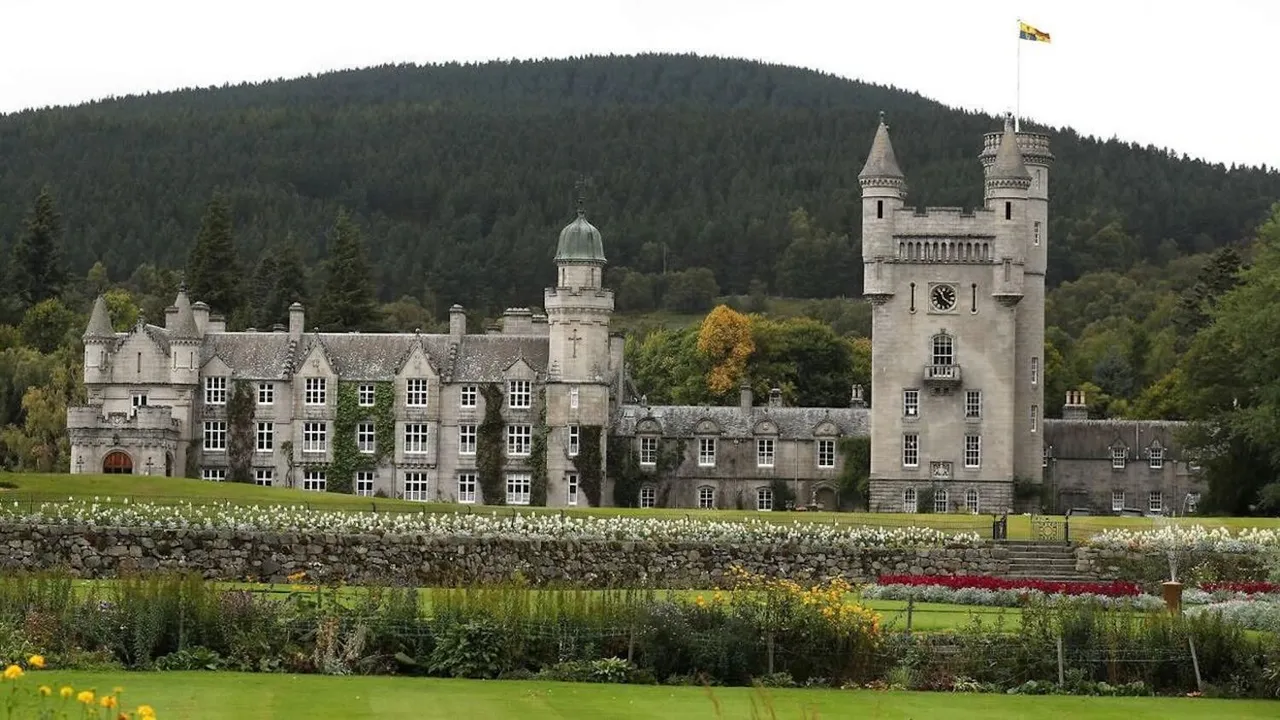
left=0, top=523, right=1010, bottom=588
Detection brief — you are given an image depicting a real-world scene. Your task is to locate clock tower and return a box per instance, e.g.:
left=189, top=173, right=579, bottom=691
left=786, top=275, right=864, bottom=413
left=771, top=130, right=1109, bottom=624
left=862, top=113, right=1052, bottom=514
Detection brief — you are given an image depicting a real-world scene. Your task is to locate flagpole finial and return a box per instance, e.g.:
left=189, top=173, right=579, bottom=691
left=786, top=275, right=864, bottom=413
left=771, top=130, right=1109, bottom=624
left=1004, top=111, right=1015, bottom=131
left=878, top=110, right=885, bottom=125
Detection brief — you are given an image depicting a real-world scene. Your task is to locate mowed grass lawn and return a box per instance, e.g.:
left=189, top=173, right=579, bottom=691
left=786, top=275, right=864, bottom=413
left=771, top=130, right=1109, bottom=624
left=4, top=472, right=1280, bottom=541
left=27, top=672, right=1279, bottom=719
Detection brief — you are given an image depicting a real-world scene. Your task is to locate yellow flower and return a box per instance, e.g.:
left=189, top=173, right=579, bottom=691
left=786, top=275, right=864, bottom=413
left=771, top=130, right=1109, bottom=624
left=137, top=704, right=157, bottom=719
left=3, top=664, right=23, bottom=680
left=694, top=595, right=707, bottom=608
left=78, top=690, right=95, bottom=705
left=38, top=685, right=52, bottom=696
left=60, top=686, right=73, bottom=699
left=27, top=654, right=45, bottom=669
left=101, top=695, right=119, bottom=709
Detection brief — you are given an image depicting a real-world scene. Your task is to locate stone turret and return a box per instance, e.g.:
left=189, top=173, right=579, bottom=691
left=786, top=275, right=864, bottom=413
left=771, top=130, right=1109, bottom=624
left=82, top=295, right=115, bottom=384
left=860, top=111, right=906, bottom=303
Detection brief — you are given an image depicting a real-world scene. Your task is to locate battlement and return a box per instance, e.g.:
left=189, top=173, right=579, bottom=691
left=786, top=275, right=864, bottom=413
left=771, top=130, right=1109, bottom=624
left=980, top=131, right=1053, bottom=165
left=908, top=206, right=979, bottom=218
left=67, top=405, right=181, bottom=431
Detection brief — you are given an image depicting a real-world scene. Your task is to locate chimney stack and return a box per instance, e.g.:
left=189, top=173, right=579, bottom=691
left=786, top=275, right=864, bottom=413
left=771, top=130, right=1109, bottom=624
left=289, top=302, right=305, bottom=340
left=207, top=314, right=226, bottom=333
left=449, top=304, right=467, bottom=338
left=164, top=306, right=178, bottom=330
left=192, top=302, right=210, bottom=336
left=768, top=387, right=783, bottom=408
left=1063, top=390, right=1088, bottom=420
left=850, top=384, right=866, bottom=408
left=739, top=380, right=753, bottom=414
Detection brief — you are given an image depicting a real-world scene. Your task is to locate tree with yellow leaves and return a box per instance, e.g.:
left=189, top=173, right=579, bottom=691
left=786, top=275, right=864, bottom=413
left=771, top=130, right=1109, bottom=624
left=696, top=305, right=756, bottom=396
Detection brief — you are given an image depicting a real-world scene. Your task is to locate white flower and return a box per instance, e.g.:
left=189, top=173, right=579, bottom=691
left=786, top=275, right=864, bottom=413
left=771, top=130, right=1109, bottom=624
left=1085, top=525, right=1280, bottom=554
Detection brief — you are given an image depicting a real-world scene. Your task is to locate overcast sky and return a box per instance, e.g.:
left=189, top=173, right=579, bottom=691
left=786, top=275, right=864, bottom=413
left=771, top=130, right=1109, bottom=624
left=3, top=0, right=1277, bottom=169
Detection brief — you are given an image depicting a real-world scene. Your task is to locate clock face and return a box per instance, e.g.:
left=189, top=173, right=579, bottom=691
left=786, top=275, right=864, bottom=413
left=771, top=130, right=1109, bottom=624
left=930, top=284, right=957, bottom=311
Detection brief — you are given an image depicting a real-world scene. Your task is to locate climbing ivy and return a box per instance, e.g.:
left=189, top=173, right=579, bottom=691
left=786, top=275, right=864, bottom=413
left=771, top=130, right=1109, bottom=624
left=576, top=425, right=605, bottom=506
left=528, top=387, right=549, bottom=506
left=330, top=380, right=395, bottom=494
left=477, top=383, right=506, bottom=504
left=607, top=434, right=685, bottom=507
left=835, top=436, right=871, bottom=511
left=226, top=380, right=256, bottom=483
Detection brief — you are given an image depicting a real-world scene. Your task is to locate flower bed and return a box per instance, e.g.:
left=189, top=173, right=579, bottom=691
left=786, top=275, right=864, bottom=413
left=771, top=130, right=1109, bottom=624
left=875, top=574, right=1141, bottom=597
left=0, top=500, right=981, bottom=548
left=863, top=574, right=1164, bottom=610
left=1200, top=580, right=1280, bottom=595
left=1084, top=525, right=1280, bottom=553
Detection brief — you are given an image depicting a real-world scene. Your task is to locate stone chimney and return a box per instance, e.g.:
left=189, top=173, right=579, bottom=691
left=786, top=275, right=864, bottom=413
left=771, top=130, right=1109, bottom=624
left=502, top=308, right=533, bottom=335
left=850, top=384, right=867, bottom=408
left=207, top=314, right=226, bottom=333
left=739, top=380, right=753, bottom=414
left=289, top=302, right=305, bottom=340
left=192, top=302, right=210, bottom=335
left=449, top=304, right=467, bottom=338
left=164, top=305, right=179, bottom=329
left=271, top=323, right=286, bottom=333
left=1063, top=390, right=1088, bottom=420
left=768, top=387, right=783, bottom=408
left=531, top=312, right=549, bottom=336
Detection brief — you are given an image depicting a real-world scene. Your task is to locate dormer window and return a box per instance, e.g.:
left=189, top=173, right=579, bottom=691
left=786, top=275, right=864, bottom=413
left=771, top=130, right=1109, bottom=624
left=1111, top=447, right=1128, bottom=469
left=204, top=377, right=227, bottom=405
left=508, top=379, right=531, bottom=409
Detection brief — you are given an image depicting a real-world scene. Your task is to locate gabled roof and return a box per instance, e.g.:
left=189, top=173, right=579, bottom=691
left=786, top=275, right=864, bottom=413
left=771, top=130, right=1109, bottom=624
left=1042, top=419, right=1189, bottom=460
left=452, top=335, right=551, bottom=383
left=615, top=403, right=869, bottom=440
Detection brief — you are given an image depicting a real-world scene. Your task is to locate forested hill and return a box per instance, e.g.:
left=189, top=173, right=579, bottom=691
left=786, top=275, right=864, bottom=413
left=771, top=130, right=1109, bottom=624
left=1, top=54, right=1277, bottom=315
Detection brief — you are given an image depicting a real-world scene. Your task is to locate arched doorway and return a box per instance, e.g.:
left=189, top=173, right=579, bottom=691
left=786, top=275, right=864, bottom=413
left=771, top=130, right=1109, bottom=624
left=102, top=451, right=134, bottom=474
left=814, top=486, right=837, bottom=511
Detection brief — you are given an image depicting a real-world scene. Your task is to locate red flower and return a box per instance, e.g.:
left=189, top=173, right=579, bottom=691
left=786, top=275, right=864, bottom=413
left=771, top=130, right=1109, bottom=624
left=875, top=574, right=1141, bottom=597
left=1199, top=581, right=1280, bottom=595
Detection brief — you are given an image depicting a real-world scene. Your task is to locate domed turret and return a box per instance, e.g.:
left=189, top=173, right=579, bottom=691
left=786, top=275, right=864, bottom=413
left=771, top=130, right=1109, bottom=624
left=555, top=206, right=606, bottom=264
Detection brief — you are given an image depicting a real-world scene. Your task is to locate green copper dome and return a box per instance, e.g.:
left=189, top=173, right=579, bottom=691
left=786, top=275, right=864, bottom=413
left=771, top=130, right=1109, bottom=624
left=555, top=210, right=606, bottom=263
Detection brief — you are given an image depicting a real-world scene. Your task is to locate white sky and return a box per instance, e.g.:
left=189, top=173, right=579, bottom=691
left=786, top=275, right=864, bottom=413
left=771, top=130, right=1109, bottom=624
left=3, top=0, right=1278, bottom=169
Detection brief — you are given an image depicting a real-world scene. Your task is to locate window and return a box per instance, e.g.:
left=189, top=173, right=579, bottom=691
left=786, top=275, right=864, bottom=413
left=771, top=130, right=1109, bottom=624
left=256, top=422, right=274, bottom=451
left=639, top=486, right=656, bottom=508
left=304, top=377, right=327, bottom=405
left=203, top=421, right=227, bottom=451
left=254, top=468, right=273, bottom=487
left=1031, top=357, right=1039, bottom=386
left=903, top=389, right=919, bottom=417
left=698, top=486, right=715, bottom=509
left=931, top=334, right=954, bottom=366
left=460, top=385, right=477, bottom=408
left=903, top=488, right=918, bottom=513
left=1030, top=404, right=1038, bottom=433
left=303, top=422, right=327, bottom=453
left=508, top=380, right=532, bottom=409
left=404, top=424, right=431, bottom=454
left=756, top=438, right=775, bottom=468
left=201, top=468, right=226, bottom=482
left=876, top=199, right=884, bottom=219
left=458, top=425, right=476, bottom=455
left=817, top=439, right=836, bottom=469
left=355, top=471, right=376, bottom=497
left=358, top=383, right=375, bottom=407
left=902, top=433, right=919, bottom=468
left=698, top=438, right=716, bottom=467
left=406, top=378, right=429, bottom=407
left=1148, top=446, right=1164, bottom=470
left=357, top=422, right=376, bottom=454
left=1033, top=220, right=1041, bottom=246
left=131, top=393, right=148, bottom=409
left=458, top=473, right=477, bottom=504
left=1112, top=490, right=1125, bottom=512
left=507, top=425, right=531, bottom=456
left=404, top=472, right=430, bottom=502
left=566, top=473, right=579, bottom=506
left=258, top=383, right=275, bottom=405
left=756, top=487, right=774, bottom=512
left=1043, top=445, right=1050, bottom=467
left=302, top=469, right=326, bottom=492
left=965, top=488, right=980, bottom=514
left=639, top=437, right=658, bottom=465
left=1148, top=490, right=1163, bottom=514
left=204, top=377, right=227, bottom=405
left=506, top=472, right=531, bottom=505
left=964, top=434, right=981, bottom=468
left=965, top=390, right=982, bottom=419
left=570, top=386, right=579, bottom=409
left=1111, top=447, right=1127, bottom=469
left=1004, top=201, right=1012, bottom=220
left=934, top=489, right=949, bottom=513
left=568, top=425, right=580, bottom=456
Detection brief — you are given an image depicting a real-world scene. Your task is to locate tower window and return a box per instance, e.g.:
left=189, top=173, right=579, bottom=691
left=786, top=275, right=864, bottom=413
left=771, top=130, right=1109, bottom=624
left=1034, top=220, right=1042, bottom=246
left=931, top=334, right=954, bottom=366
left=970, top=283, right=978, bottom=313
left=877, top=200, right=884, bottom=219
left=1005, top=201, right=1012, bottom=220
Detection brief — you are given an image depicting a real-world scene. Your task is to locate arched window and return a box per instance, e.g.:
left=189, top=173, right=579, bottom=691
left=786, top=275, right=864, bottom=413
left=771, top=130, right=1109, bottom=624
left=639, top=486, right=656, bottom=509
left=933, top=489, right=949, bottom=513
left=931, top=333, right=954, bottom=366
left=903, top=487, right=918, bottom=513
left=965, top=488, right=980, bottom=514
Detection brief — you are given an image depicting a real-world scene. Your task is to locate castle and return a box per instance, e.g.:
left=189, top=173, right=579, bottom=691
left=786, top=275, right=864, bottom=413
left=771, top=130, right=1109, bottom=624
left=67, top=115, right=1207, bottom=515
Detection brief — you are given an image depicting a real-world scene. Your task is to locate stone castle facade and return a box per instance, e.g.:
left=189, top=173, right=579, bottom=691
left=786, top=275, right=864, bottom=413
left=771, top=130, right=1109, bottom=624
left=68, top=117, right=1206, bottom=515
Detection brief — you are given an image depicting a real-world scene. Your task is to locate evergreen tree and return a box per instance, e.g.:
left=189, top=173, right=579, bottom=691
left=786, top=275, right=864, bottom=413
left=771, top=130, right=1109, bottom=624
left=249, top=251, right=280, bottom=328
left=272, top=235, right=309, bottom=321
left=315, top=210, right=379, bottom=331
left=186, top=193, right=243, bottom=320
left=10, top=187, right=68, bottom=308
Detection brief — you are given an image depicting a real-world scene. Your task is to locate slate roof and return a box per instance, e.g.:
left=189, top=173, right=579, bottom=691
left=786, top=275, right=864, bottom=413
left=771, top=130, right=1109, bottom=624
left=84, top=296, right=115, bottom=340
left=858, top=114, right=905, bottom=181
left=202, top=332, right=299, bottom=380
left=987, top=115, right=1032, bottom=182
left=1043, top=419, right=1190, bottom=460
left=615, top=403, right=869, bottom=440
left=452, top=335, right=551, bottom=383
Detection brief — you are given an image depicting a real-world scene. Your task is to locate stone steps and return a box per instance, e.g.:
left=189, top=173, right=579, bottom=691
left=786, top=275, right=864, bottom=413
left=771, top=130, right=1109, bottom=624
left=993, top=540, right=1095, bottom=582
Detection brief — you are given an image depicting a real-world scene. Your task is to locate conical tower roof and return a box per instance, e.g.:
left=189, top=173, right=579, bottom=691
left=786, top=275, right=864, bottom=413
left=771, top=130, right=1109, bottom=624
left=169, top=283, right=200, bottom=340
left=84, top=295, right=115, bottom=341
left=987, top=114, right=1031, bottom=184
left=858, top=111, right=905, bottom=183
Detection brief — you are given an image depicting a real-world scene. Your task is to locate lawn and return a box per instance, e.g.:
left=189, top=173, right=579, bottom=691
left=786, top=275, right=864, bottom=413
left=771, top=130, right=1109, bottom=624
left=18, top=672, right=1276, bottom=719
left=4, top=472, right=1279, bottom=541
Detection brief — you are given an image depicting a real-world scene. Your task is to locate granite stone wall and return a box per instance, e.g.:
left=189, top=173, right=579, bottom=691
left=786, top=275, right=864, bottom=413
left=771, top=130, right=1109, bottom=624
left=0, top=523, right=1010, bottom=588
left=1073, top=546, right=1268, bottom=585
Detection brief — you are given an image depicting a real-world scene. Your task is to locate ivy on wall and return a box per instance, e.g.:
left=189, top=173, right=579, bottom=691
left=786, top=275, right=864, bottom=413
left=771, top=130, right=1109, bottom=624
left=477, top=383, right=506, bottom=504
left=604, top=434, right=684, bottom=508
left=184, top=437, right=201, bottom=479
left=835, top=436, right=871, bottom=511
left=330, top=380, right=395, bottom=494
left=528, top=387, right=549, bottom=506
left=577, top=425, right=604, bottom=506
left=226, top=380, right=256, bottom=483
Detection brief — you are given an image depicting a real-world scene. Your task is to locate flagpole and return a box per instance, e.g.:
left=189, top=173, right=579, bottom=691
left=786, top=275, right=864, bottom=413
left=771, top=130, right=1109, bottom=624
left=1015, top=18, right=1021, bottom=131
